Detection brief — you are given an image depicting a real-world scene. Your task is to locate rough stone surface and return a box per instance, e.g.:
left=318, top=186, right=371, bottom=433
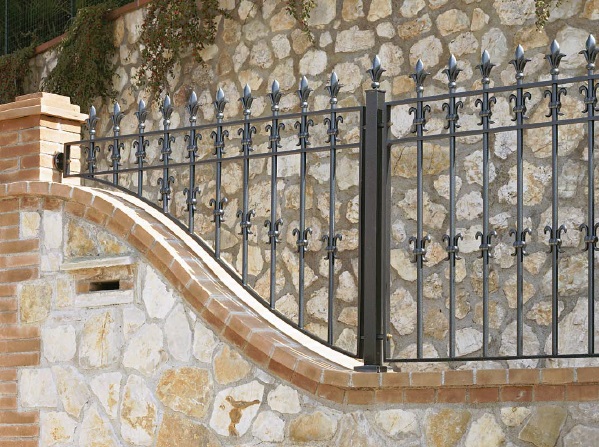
left=209, top=381, right=264, bottom=437
left=20, top=369, right=57, bottom=408
left=156, top=413, right=221, bottom=447
left=289, top=411, right=338, bottom=442
left=519, top=406, right=568, bottom=447
left=90, top=372, right=122, bottom=419
left=53, top=365, right=91, bottom=418
left=42, top=325, right=76, bottom=362
left=465, top=414, right=505, bottom=447
left=79, top=311, right=121, bottom=369
left=123, top=323, right=165, bottom=376
left=41, top=411, right=77, bottom=446
left=120, top=374, right=158, bottom=446
left=156, top=367, right=212, bottom=419
left=213, top=345, right=251, bottom=385
left=20, top=283, right=52, bottom=323
left=79, top=404, right=119, bottom=447
left=425, top=409, right=470, bottom=447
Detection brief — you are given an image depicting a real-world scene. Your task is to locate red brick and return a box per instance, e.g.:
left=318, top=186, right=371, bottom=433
left=576, top=367, right=599, bottom=384
left=501, top=386, right=533, bottom=402
left=437, top=388, right=468, bottom=403
left=534, top=385, right=565, bottom=402
left=444, top=370, right=474, bottom=386
left=0, top=411, right=38, bottom=424
left=542, top=368, right=575, bottom=384
left=346, top=389, right=375, bottom=405
left=566, top=384, right=599, bottom=401
left=404, top=388, right=436, bottom=403
left=470, top=387, right=499, bottom=403
left=509, top=369, right=540, bottom=384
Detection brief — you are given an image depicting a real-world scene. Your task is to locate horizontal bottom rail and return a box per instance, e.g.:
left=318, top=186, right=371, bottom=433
left=386, top=353, right=599, bottom=363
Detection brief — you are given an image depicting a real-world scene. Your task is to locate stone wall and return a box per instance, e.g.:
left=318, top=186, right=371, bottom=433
left=4, top=182, right=599, bottom=447
left=21, top=0, right=599, bottom=370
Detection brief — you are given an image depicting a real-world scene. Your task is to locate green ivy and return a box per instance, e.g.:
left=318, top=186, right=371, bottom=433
left=535, top=0, right=562, bottom=28
left=42, top=2, right=117, bottom=111
left=134, top=0, right=227, bottom=103
left=286, top=0, right=316, bottom=38
left=0, top=44, right=35, bottom=104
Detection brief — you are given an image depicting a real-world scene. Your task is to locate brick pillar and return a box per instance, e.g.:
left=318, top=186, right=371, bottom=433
left=0, top=92, right=87, bottom=185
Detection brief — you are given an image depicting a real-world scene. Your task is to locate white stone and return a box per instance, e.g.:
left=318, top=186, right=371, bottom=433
left=337, top=271, right=358, bottom=302
left=500, top=321, right=540, bottom=367
left=79, top=404, right=119, bottom=447
left=436, top=9, right=470, bottom=36
left=79, top=311, right=121, bottom=369
left=367, top=0, right=392, bottom=21
left=498, top=161, right=551, bottom=207
left=165, top=303, right=192, bottom=362
left=320, top=31, right=333, bottom=47
left=142, top=267, right=175, bottom=319
left=409, top=35, right=443, bottom=68
left=471, top=8, right=490, bottom=31
left=21, top=212, right=40, bottom=239
left=391, top=249, right=417, bottom=281
left=90, top=372, right=122, bottom=419
left=193, top=321, right=218, bottom=363
left=307, top=289, right=328, bottom=321
left=465, top=414, right=505, bottom=447
left=233, top=42, right=250, bottom=72
left=375, top=409, right=419, bottom=436
left=456, top=191, right=483, bottom=221
left=43, top=325, right=76, bottom=363
left=339, top=306, right=358, bottom=326
left=41, top=411, right=77, bottom=446
left=400, top=0, right=425, bottom=18
left=210, top=381, right=264, bottom=437
left=390, top=288, right=416, bottom=335
left=336, top=27, right=375, bottom=53
left=250, top=40, right=273, bottom=69
left=307, top=0, right=337, bottom=25
left=564, top=425, right=599, bottom=446
left=493, top=0, right=535, bottom=25
left=448, top=32, right=479, bottom=56
left=272, top=34, right=291, bottom=59
left=268, top=384, right=301, bottom=413
left=123, top=323, right=165, bottom=376
left=378, top=43, right=404, bottom=77
left=276, top=294, right=299, bottom=320
left=501, top=407, right=531, bottom=427
left=43, top=211, right=62, bottom=250
left=433, top=175, right=462, bottom=200
left=464, top=150, right=497, bottom=186
left=252, top=411, right=285, bottom=442
left=481, top=28, right=509, bottom=65
left=336, top=328, right=357, bottom=352
left=333, top=62, right=363, bottom=92
left=455, top=328, right=483, bottom=357
left=376, top=22, right=395, bottom=38
left=120, top=375, right=158, bottom=446
left=52, top=365, right=90, bottom=418
left=20, top=369, right=57, bottom=408
left=123, top=307, right=145, bottom=340
left=399, top=190, right=447, bottom=229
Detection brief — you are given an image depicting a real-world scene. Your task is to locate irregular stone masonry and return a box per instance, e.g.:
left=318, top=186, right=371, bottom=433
left=25, top=0, right=599, bottom=360
left=1, top=181, right=599, bottom=445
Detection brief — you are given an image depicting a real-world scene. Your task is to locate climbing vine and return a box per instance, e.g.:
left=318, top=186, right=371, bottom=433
left=0, top=44, right=35, bottom=104
left=535, top=0, right=561, bottom=28
left=42, top=2, right=117, bottom=111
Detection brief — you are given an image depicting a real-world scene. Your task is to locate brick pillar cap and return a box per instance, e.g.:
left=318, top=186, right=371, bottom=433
left=0, top=92, right=88, bottom=123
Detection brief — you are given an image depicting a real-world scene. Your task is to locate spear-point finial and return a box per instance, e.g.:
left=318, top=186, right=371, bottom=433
left=297, top=76, right=312, bottom=108
left=410, top=59, right=430, bottom=92
left=325, top=72, right=342, bottom=104
left=135, top=99, right=147, bottom=130
left=187, top=90, right=199, bottom=123
left=161, top=94, right=174, bottom=126
left=240, top=84, right=253, bottom=114
left=268, top=80, right=282, bottom=112
left=510, top=45, right=530, bottom=80
left=110, top=101, right=124, bottom=132
left=477, top=50, right=495, bottom=85
left=442, top=54, right=461, bottom=89
left=546, top=40, right=566, bottom=75
left=86, top=105, right=98, bottom=136
left=580, top=34, right=599, bottom=70
left=367, top=55, right=385, bottom=89
left=213, top=87, right=227, bottom=119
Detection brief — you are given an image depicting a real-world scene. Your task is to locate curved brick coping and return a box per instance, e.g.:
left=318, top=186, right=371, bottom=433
left=4, top=181, right=599, bottom=406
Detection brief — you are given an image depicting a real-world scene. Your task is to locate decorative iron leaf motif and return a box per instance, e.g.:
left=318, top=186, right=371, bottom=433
left=240, top=84, right=253, bottom=112
left=86, top=105, right=98, bottom=136
left=135, top=99, right=148, bottom=129
left=326, top=72, right=342, bottom=101
left=268, top=80, right=282, bottom=110
left=297, top=76, right=312, bottom=106
left=442, top=54, right=461, bottom=87
left=213, top=87, right=227, bottom=118
left=110, top=101, right=125, bottom=133
left=546, top=40, right=566, bottom=74
left=367, top=55, right=385, bottom=89
left=161, top=94, right=174, bottom=127
left=410, top=59, right=430, bottom=91
left=187, top=90, right=199, bottom=122
left=510, top=45, right=530, bottom=79
left=580, top=34, right=599, bottom=67
left=476, top=50, right=495, bottom=83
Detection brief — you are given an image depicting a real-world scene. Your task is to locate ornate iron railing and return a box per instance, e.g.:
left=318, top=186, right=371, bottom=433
left=61, top=35, right=599, bottom=371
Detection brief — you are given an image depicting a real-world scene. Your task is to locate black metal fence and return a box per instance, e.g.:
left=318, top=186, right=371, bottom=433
left=61, top=35, right=599, bottom=371
left=0, top=0, right=129, bottom=55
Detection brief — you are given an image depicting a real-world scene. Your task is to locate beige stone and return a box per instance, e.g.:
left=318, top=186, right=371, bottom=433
left=493, top=0, right=535, bottom=25
left=436, top=9, right=469, bottom=36
left=142, top=267, right=175, bottom=319
left=470, top=8, right=489, bottom=31
left=41, top=411, right=77, bottom=446
left=409, top=35, right=443, bottom=68
left=21, top=211, right=40, bottom=239
left=120, top=374, right=158, bottom=446
left=336, top=327, right=357, bottom=352
left=289, top=411, right=338, bottom=442
left=209, top=381, right=264, bottom=437
left=20, top=282, right=52, bottom=323
left=400, top=0, right=425, bottom=18
left=252, top=411, right=285, bottom=442
left=425, top=409, right=470, bottom=447
left=500, top=322, right=540, bottom=367
left=157, top=367, right=212, bottom=419
left=53, top=365, right=91, bottom=419
left=156, top=413, right=221, bottom=447
left=498, top=161, right=551, bottom=207
left=43, top=324, right=76, bottom=363
left=501, top=407, right=531, bottom=427
left=122, top=307, right=145, bottom=340
left=465, top=414, right=505, bottom=447
left=193, top=321, right=218, bottom=363
left=583, top=0, right=599, bottom=18
left=43, top=211, right=63, bottom=251
left=123, top=323, right=165, bottom=376
left=213, top=345, right=251, bottom=385
left=481, top=28, right=508, bottom=65
left=66, top=220, right=97, bottom=257
left=367, top=0, right=392, bottom=21
left=342, top=0, right=364, bottom=20
left=79, top=404, right=119, bottom=447
left=267, top=384, right=301, bottom=414
left=519, top=406, right=567, bottom=447
left=473, top=301, right=505, bottom=329
left=390, top=288, right=416, bottom=335
left=307, top=0, right=336, bottom=25
left=376, top=22, right=395, bottom=38
left=336, top=412, right=382, bottom=446
left=338, top=306, right=358, bottom=326
left=79, top=310, right=121, bottom=369
left=90, top=372, right=122, bottom=419
left=398, top=190, right=447, bottom=230
left=424, top=308, right=448, bottom=340
left=503, top=277, right=536, bottom=308
left=391, top=144, right=448, bottom=178
left=527, top=301, right=564, bottom=326
left=375, top=409, right=419, bottom=437
left=165, top=303, right=192, bottom=362
left=564, top=425, right=599, bottom=446
left=335, top=27, right=375, bottom=53
left=398, top=14, right=432, bottom=40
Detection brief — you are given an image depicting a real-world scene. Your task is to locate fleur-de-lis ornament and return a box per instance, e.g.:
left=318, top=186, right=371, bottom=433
left=477, top=50, right=495, bottom=84
left=187, top=90, right=200, bottom=123
left=442, top=54, right=462, bottom=88
left=161, top=94, right=174, bottom=128
left=510, top=45, right=530, bottom=80
left=410, top=59, right=430, bottom=92
left=214, top=87, right=227, bottom=119
left=86, top=105, right=98, bottom=137
left=580, top=34, right=599, bottom=69
left=367, top=55, right=385, bottom=89
left=240, top=84, right=253, bottom=113
left=325, top=71, right=342, bottom=103
left=297, top=76, right=312, bottom=107
left=135, top=99, right=148, bottom=130
left=546, top=40, right=566, bottom=75
left=110, top=101, right=125, bottom=134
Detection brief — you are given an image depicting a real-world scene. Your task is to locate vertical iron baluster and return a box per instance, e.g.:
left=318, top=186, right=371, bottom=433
left=237, top=85, right=257, bottom=286
left=184, top=91, right=201, bottom=235
left=85, top=106, right=99, bottom=176
left=108, top=101, right=124, bottom=186
left=265, top=80, right=285, bottom=309
left=475, top=50, right=498, bottom=357
left=543, top=40, right=568, bottom=355
left=579, top=34, right=599, bottom=354
left=133, top=100, right=148, bottom=197
left=509, top=46, right=533, bottom=357
left=210, top=88, right=229, bottom=259
left=157, top=95, right=175, bottom=214
left=321, top=72, right=344, bottom=344
left=408, top=60, right=432, bottom=359
left=293, top=76, right=314, bottom=329
left=441, top=55, right=464, bottom=358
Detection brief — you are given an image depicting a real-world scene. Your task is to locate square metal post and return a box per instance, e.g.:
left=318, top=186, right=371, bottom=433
left=356, top=88, right=388, bottom=372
